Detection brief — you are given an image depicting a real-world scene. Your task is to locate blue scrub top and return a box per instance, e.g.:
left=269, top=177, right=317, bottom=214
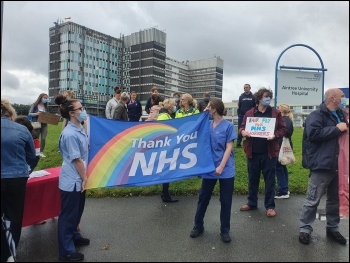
left=202, top=120, right=237, bottom=179
left=58, top=122, right=89, bottom=191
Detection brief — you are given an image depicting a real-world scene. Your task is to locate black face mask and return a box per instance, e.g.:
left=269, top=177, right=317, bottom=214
left=204, top=98, right=209, bottom=103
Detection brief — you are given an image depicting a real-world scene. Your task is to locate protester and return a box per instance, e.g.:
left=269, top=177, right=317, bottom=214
left=113, top=92, right=130, bottom=121
left=238, top=87, right=286, bottom=217
left=157, top=99, right=179, bottom=202
left=1, top=98, right=37, bottom=262
left=275, top=104, right=294, bottom=199
left=236, top=84, right=256, bottom=148
left=28, top=93, right=49, bottom=157
left=145, top=86, right=159, bottom=114
left=127, top=91, right=142, bottom=122
left=175, top=93, right=200, bottom=118
left=190, top=98, right=237, bottom=243
left=146, top=94, right=162, bottom=121
left=105, top=86, right=121, bottom=119
left=55, top=95, right=90, bottom=261
left=299, top=88, right=348, bottom=245
left=197, top=92, right=211, bottom=112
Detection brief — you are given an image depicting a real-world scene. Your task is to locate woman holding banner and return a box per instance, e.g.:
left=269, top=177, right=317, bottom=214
left=55, top=95, right=90, bottom=261
left=157, top=98, right=179, bottom=203
left=190, top=98, right=237, bottom=243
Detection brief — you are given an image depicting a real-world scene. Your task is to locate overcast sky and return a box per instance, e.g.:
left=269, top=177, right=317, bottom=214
left=1, top=1, right=349, bottom=105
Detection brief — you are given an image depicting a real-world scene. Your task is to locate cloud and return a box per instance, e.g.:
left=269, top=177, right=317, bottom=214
left=1, top=1, right=349, bottom=105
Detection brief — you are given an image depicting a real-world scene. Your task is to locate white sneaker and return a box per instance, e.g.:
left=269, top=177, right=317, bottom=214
left=275, top=194, right=290, bottom=199
left=7, top=256, right=15, bottom=262
left=39, top=152, right=46, bottom=158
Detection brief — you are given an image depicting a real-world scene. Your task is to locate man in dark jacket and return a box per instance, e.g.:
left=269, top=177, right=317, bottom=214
left=236, top=84, right=256, bottom=147
left=197, top=92, right=211, bottom=112
left=238, top=88, right=286, bottom=218
left=299, top=88, right=348, bottom=246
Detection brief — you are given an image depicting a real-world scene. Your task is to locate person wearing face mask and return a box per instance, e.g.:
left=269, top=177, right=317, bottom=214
left=54, top=94, right=90, bottom=261
left=156, top=99, right=179, bottom=203
left=298, top=88, right=348, bottom=246
left=28, top=93, right=50, bottom=157
left=238, top=87, right=286, bottom=218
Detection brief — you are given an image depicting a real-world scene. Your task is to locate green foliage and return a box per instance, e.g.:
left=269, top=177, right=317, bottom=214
left=12, top=103, right=31, bottom=116
left=37, top=124, right=309, bottom=197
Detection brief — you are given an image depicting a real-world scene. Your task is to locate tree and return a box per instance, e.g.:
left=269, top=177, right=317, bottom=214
left=12, top=103, right=31, bottom=116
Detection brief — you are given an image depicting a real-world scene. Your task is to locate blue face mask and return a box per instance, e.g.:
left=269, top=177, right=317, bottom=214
left=262, top=97, right=271, bottom=106
left=77, top=109, right=87, bottom=122
left=339, top=98, right=347, bottom=109
left=42, top=98, right=48, bottom=104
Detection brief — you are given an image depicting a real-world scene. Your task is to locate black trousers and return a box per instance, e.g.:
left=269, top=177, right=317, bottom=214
left=1, top=177, right=28, bottom=261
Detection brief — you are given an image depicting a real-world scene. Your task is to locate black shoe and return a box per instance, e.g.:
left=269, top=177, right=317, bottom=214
left=59, top=252, right=84, bottom=261
left=190, top=227, right=204, bottom=238
left=74, top=237, right=90, bottom=246
left=236, top=144, right=241, bottom=148
left=161, top=195, right=179, bottom=203
left=299, top=232, right=310, bottom=245
left=326, top=231, right=347, bottom=245
left=220, top=233, right=231, bottom=243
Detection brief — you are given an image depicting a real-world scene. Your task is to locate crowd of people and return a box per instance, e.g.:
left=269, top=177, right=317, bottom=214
left=1, top=86, right=348, bottom=262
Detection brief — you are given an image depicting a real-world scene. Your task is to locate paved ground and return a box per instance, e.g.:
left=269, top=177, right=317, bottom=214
left=17, top=194, right=349, bottom=262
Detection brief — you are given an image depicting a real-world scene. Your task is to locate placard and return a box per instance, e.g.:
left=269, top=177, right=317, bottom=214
left=245, top=117, right=276, bottom=138
left=37, top=112, right=61, bottom=125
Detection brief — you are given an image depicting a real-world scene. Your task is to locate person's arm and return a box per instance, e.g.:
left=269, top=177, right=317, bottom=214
left=28, top=104, right=39, bottom=117
left=25, top=130, right=37, bottom=168
left=273, top=112, right=287, bottom=140
left=239, top=111, right=250, bottom=137
left=113, top=105, right=122, bottom=120
left=145, top=98, right=151, bottom=114
left=105, top=101, right=112, bottom=119
left=285, top=118, right=294, bottom=138
left=137, top=101, right=143, bottom=119
left=237, top=96, right=242, bottom=116
left=215, top=141, right=233, bottom=175
left=73, top=158, right=87, bottom=192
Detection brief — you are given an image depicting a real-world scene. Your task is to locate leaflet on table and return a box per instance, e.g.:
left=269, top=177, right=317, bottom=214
left=29, top=170, right=51, bottom=179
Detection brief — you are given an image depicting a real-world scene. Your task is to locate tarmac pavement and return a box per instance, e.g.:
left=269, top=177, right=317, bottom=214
left=17, top=194, right=349, bottom=262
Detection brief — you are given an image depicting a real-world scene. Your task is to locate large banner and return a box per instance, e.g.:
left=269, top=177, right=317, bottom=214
left=86, top=112, right=215, bottom=189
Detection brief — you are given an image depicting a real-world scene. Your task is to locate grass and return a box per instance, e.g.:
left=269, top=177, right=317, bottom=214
left=36, top=122, right=309, bottom=197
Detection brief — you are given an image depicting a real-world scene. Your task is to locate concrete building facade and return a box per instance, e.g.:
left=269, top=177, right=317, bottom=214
left=48, top=21, right=223, bottom=115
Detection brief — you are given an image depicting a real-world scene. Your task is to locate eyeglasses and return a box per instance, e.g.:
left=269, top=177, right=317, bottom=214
left=72, top=107, right=85, bottom=112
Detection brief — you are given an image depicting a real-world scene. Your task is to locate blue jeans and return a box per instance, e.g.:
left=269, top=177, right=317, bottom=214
left=275, top=161, right=289, bottom=195
left=299, top=169, right=340, bottom=234
left=246, top=153, right=276, bottom=210
left=194, top=177, right=234, bottom=234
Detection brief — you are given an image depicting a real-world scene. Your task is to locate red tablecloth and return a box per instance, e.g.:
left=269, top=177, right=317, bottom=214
left=22, top=167, right=61, bottom=227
